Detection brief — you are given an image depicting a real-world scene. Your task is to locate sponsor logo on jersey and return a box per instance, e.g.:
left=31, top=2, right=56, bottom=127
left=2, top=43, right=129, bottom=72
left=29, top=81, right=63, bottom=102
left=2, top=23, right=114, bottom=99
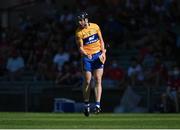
left=83, top=33, right=99, bottom=45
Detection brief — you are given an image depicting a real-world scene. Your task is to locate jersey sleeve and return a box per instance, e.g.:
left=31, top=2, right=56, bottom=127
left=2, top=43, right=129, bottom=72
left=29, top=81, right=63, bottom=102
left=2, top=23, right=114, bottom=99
left=75, top=30, right=83, bottom=46
left=95, top=24, right=103, bottom=39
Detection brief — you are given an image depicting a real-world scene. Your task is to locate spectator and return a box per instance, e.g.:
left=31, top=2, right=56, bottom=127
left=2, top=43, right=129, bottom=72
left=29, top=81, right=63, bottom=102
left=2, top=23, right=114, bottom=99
left=35, top=49, right=54, bottom=81
left=104, top=60, right=125, bottom=89
left=147, top=56, right=168, bottom=86
left=161, top=64, right=180, bottom=112
left=55, top=61, right=72, bottom=85
left=127, top=57, right=144, bottom=86
left=6, top=49, right=25, bottom=81
left=53, top=47, right=70, bottom=72
left=70, top=61, right=82, bottom=87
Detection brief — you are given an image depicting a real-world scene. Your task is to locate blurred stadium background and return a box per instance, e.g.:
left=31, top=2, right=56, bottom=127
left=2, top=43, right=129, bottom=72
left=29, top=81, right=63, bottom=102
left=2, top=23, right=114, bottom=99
left=0, top=0, right=180, bottom=114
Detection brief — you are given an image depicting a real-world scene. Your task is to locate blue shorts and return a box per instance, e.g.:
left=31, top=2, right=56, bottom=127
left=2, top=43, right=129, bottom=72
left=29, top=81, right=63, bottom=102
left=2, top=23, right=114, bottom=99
left=82, top=51, right=104, bottom=72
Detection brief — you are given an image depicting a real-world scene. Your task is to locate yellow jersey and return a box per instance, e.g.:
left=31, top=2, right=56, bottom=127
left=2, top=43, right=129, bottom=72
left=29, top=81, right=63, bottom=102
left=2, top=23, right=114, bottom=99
left=75, top=23, right=102, bottom=55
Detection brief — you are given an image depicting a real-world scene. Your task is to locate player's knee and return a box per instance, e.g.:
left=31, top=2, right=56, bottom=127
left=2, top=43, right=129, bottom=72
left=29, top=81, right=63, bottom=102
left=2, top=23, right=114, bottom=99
left=94, top=77, right=102, bottom=84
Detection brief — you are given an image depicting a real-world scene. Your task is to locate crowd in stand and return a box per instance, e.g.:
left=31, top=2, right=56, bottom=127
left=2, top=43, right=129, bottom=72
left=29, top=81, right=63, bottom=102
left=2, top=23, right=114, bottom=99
left=0, top=0, right=180, bottom=111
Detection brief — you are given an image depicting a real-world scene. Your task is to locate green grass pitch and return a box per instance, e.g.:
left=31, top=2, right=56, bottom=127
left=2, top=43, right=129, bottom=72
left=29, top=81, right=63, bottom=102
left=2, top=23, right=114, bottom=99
left=0, top=112, right=180, bottom=129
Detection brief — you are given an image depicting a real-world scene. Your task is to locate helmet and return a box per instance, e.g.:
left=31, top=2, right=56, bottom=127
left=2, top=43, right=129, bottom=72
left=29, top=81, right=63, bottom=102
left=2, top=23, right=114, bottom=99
left=77, top=12, right=88, bottom=20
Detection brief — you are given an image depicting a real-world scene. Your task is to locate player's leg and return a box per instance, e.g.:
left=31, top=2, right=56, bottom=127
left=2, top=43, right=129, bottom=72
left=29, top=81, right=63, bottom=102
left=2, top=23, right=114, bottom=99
left=93, top=68, right=103, bottom=113
left=83, top=71, right=92, bottom=102
left=82, top=71, right=92, bottom=116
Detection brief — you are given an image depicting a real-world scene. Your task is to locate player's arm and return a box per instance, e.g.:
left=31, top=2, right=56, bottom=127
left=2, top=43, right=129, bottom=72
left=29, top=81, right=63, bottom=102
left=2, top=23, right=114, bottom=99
left=97, top=26, right=106, bottom=64
left=75, top=34, right=87, bottom=55
left=75, top=35, right=92, bottom=59
left=97, top=27, right=106, bottom=54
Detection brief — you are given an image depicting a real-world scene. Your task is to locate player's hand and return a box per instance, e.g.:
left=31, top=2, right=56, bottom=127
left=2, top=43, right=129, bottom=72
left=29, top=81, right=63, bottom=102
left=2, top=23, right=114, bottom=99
left=99, top=52, right=106, bottom=64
